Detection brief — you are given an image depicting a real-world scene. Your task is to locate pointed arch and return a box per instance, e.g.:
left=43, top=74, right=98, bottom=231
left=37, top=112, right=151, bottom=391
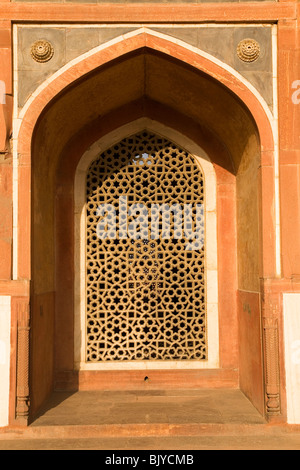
left=15, top=28, right=278, bottom=282
left=10, top=27, right=283, bottom=421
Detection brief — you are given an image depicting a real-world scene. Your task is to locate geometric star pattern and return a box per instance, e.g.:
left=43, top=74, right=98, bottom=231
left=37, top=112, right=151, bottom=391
left=86, top=131, right=206, bottom=362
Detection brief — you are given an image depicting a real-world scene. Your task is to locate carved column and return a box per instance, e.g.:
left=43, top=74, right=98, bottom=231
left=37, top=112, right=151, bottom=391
left=262, top=315, right=281, bottom=416
left=15, top=301, right=30, bottom=423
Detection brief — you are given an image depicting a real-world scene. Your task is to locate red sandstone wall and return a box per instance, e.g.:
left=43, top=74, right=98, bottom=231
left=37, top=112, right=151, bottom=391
left=278, top=13, right=300, bottom=279
left=0, top=0, right=299, bottom=424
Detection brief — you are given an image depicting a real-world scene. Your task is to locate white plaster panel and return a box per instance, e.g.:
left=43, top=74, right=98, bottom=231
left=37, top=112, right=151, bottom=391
left=0, top=296, right=11, bottom=427
left=283, top=293, right=300, bottom=424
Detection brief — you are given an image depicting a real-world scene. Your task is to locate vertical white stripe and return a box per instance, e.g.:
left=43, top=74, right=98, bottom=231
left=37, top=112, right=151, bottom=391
left=12, top=25, right=19, bottom=280
left=0, top=296, right=11, bottom=427
left=272, top=25, right=281, bottom=277
left=283, top=293, right=300, bottom=424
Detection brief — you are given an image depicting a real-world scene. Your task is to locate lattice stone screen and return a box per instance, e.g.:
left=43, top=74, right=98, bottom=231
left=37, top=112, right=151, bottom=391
left=85, top=131, right=206, bottom=362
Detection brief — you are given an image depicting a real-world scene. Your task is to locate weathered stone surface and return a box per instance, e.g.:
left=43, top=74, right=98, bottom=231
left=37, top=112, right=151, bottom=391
left=65, top=28, right=99, bottom=62
left=152, top=27, right=199, bottom=48
left=17, top=25, right=273, bottom=109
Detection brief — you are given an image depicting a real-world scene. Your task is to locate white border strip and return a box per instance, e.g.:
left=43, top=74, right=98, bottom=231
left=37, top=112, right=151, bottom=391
left=283, top=293, right=300, bottom=424
left=12, top=25, right=19, bottom=280
left=0, top=296, right=11, bottom=427
left=272, top=25, right=281, bottom=277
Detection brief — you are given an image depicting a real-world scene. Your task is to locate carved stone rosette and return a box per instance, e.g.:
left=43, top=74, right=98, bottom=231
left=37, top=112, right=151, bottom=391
left=237, top=38, right=260, bottom=63
left=262, top=316, right=281, bottom=416
left=31, top=40, right=54, bottom=63
left=16, top=302, right=31, bottom=421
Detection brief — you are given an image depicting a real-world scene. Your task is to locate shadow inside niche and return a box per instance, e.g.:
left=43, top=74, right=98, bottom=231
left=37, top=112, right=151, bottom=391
left=29, top=391, right=78, bottom=426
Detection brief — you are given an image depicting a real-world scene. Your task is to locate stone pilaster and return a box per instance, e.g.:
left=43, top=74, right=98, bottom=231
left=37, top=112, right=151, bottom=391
left=262, top=316, right=281, bottom=416
left=15, top=300, right=30, bottom=423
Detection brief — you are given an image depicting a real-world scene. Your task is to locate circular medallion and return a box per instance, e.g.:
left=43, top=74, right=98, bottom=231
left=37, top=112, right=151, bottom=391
left=237, top=38, right=260, bottom=63
left=31, top=40, right=54, bottom=63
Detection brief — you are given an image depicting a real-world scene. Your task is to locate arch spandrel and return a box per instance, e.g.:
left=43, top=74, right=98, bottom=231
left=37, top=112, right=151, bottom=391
left=18, top=30, right=274, bottom=164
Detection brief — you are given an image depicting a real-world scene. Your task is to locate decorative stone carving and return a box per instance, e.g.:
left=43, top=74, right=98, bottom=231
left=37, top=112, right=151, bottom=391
left=263, top=316, right=281, bottom=415
left=31, top=40, right=54, bottom=63
left=237, top=38, right=260, bottom=62
left=16, top=301, right=30, bottom=422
